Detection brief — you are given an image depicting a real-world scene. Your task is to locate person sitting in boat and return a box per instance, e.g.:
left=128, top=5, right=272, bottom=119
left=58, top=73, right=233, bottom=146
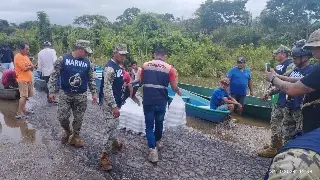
left=1, top=69, right=18, bottom=89
left=210, top=78, right=242, bottom=112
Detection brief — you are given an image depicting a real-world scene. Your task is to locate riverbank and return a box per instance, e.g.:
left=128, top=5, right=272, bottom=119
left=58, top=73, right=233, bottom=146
left=0, top=91, right=271, bottom=180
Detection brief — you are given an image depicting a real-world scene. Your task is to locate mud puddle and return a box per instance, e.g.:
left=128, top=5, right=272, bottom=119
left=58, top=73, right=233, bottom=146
left=0, top=99, right=42, bottom=144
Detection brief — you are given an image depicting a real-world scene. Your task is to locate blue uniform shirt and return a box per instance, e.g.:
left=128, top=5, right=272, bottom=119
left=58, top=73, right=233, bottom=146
left=227, top=67, right=251, bottom=96
left=210, top=87, right=229, bottom=109
left=286, top=64, right=313, bottom=109
left=99, top=60, right=124, bottom=108
left=274, top=59, right=293, bottom=107
left=60, top=54, right=91, bottom=94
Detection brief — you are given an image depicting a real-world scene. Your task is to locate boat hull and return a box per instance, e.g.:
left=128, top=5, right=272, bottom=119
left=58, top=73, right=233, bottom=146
left=178, top=82, right=272, bottom=121
left=168, top=87, right=229, bottom=123
left=0, top=88, right=19, bottom=100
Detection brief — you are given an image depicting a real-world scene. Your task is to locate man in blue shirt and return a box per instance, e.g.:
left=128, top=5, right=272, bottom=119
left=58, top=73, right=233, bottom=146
left=210, top=78, right=242, bottom=112
left=227, top=57, right=253, bottom=114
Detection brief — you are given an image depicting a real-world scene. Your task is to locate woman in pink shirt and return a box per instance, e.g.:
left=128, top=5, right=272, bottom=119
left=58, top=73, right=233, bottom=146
left=121, top=66, right=133, bottom=104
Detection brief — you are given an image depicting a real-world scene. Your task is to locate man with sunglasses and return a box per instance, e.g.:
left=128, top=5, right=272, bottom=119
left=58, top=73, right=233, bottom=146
left=227, top=57, right=253, bottom=114
left=48, top=40, right=97, bottom=148
left=258, top=45, right=295, bottom=158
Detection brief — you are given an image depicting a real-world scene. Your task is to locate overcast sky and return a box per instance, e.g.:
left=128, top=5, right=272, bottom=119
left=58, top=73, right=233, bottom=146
left=0, top=0, right=268, bottom=25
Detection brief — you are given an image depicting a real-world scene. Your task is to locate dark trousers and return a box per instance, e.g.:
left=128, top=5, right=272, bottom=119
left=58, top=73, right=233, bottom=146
left=42, top=76, right=50, bottom=99
left=143, top=105, right=166, bottom=149
left=231, top=94, right=246, bottom=112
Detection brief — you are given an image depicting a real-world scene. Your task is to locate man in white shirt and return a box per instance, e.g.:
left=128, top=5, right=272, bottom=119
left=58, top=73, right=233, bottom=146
left=37, top=41, right=57, bottom=103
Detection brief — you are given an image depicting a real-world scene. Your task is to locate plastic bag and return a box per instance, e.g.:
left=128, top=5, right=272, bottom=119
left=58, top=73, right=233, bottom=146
left=119, top=98, right=145, bottom=134
left=165, top=94, right=186, bottom=127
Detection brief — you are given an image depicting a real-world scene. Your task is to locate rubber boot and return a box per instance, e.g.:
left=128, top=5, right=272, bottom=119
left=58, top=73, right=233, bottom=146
left=111, top=139, right=123, bottom=153
left=69, top=134, right=84, bottom=148
left=100, top=152, right=113, bottom=171
left=61, top=130, right=71, bottom=144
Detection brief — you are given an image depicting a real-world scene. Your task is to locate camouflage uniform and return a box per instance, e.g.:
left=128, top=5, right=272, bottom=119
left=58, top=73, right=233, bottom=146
left=282, top=107, right=303, bottom=143
left=270, top=104, right=285, bottom=148
left=102, top=44, right=128, bottom=154
left=48, top=40, right=96, bottom=136
left=268, top=149, right=320, bottom=179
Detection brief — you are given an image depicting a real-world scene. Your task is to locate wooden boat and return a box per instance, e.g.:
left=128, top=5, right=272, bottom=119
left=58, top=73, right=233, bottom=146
left=168, top=86, right=230, bottom=123
left=177, top=82, right=272, bottom=120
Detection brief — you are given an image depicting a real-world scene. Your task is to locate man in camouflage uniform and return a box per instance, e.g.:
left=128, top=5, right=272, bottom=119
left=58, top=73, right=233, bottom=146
left=99, top=44, right=128, bottom=171
left=265, top=129, right=320, bottom=180
left=258, top=45, right=295, bottom=158
left=48, top=40, right=97, bottom=148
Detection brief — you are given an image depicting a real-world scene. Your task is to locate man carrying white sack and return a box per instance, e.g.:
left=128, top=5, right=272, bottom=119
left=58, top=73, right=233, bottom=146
left=140, top=47, right=181, bottom=163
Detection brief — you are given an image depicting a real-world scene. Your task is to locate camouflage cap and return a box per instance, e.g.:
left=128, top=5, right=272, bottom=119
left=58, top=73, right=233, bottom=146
left=114, top=43, right=128, bottom=55
left=273, top=45, right=291, bottom=54
left=75, top=40, right=93, bottom=54
left=304, top=29, right=320, bottom=47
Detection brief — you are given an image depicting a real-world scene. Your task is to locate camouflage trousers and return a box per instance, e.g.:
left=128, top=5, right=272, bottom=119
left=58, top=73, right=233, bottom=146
left=283, top=108, right=303, bottom=143
left=268, top=149, right=320, bottom=180
left=102, top=106, right=119, bottom=154
left=270, top=104, right=285, bottom=148
left=57, top=90, right=87, bottom=135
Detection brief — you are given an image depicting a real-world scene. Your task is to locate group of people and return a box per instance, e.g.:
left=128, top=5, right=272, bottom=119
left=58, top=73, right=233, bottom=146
left=262, top=30, right=320, bottom=179
left=44, top=40, right=180, bottom=171
left=210, top=56, right=253, bottom=114
left=2, top=27, right=320, bottom=178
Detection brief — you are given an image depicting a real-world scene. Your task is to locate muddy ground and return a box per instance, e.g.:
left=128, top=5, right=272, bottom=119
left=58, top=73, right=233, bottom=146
left=0, top=91, right=271, bottom=180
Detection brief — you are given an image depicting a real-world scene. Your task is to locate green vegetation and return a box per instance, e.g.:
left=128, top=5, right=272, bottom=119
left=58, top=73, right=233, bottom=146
left=0, top=0, right=320, bottom=92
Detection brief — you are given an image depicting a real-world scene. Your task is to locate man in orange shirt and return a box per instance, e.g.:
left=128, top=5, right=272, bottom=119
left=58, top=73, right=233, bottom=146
left=14, top=43, right=34, bottom=119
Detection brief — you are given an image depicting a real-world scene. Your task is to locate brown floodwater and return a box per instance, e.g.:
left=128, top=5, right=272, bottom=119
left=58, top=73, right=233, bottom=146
left=0, top=99, right=42, bottom=144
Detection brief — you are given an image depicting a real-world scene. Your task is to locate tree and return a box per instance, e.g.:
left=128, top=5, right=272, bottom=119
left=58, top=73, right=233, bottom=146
left=196, top=0, right=250, bottom=33
left=0, top=19, right=9, bottom=29
left=19, top=21, right=38, bottom=30
left=73, top=15, right=110, bottom=28
left=116, top=7, right=141, bottom=25
left=260, top=0, right=320, bottom=43
left=37, top=11, right=52, bottom=43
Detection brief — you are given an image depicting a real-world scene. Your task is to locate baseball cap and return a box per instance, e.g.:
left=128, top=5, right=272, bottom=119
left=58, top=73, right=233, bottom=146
left=237, top=57, right=246, bottom=63
left=43, top=41, right=51, bottom=46
left=75, top=40, right=93, bottom=54
left=114, top=43, right=128, bottom=55
left=273, top=45, right=291, bottom=54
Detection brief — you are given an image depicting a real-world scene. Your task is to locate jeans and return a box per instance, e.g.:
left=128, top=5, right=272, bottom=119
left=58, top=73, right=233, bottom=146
left=143, top=105, right=166, bottom=149
left=0, top=62, right=14, bottom=70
